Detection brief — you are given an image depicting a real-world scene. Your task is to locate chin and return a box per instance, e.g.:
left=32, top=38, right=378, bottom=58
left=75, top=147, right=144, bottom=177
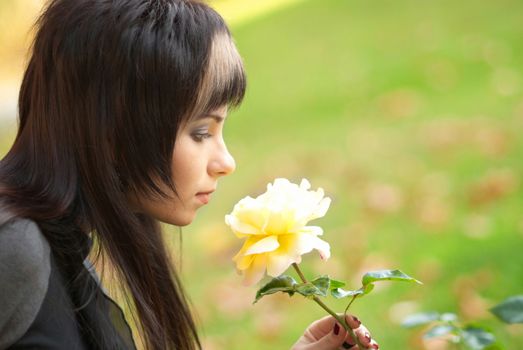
left=165, top=212, right=195, bottom=227
left=144, top=206, right=196, bottom=227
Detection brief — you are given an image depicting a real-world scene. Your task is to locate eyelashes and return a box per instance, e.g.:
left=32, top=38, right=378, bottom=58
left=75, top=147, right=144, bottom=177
left=190, top=129, right=213, bottom=142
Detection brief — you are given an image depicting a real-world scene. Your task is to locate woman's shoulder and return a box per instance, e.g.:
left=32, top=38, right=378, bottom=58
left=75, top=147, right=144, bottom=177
left=0, top=212, right=52, bottom=349
left=0, top=214, right=51, bottom=282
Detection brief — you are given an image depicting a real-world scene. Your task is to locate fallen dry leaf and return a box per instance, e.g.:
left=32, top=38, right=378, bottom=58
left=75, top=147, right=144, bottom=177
left=468, top=168, right=519, bottom=207
left=376, top=88, right=424, bottom=119
left=462, top=214, right=492, bottom=239
left=364, top=183, right=404, bottom=215
left=208, top=276, right=254, bottom=319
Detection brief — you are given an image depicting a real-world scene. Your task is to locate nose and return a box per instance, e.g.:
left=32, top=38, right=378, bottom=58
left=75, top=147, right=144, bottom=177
left=209, top=143, right=236, bottom=178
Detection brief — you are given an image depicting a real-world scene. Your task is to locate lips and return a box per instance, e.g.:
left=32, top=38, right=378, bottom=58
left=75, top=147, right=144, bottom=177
left=196, top=190, right=215, bottom=204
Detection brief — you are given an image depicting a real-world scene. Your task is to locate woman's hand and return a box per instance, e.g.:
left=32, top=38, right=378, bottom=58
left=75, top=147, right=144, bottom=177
left=291, top=314, right=379, bottom=350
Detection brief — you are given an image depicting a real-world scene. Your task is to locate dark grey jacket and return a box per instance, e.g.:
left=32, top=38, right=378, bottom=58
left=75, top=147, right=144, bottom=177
left=0, top=212, right=136, bottom=349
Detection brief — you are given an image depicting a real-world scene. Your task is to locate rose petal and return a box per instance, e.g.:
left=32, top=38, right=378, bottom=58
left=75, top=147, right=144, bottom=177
left=235, top=254, right=254, bottom=270
left=262, top=210, right=293, bottom=235
left=232, top=240, right=251, bottom=262
left=235, top=210, right=268, bottom=231
left=300, top=178, right=311, bottom=190
left=243, top=254, right=267, bottom=286
left=244, top=235, right=280, bottom=255
left=272, top=178, right=291, bottom=190
left=309, top=197, right=331, bottom=220
left=225, top=215, right=260, bottom=236
left=295, top=233, right=331, bottom=260
left=267, top=253, right=297, bottom=277
left=312, top=236, right=331, bottom=260
left=300, top=226, right=323, bottom=236
left=315, top=188, right=325, bottom=201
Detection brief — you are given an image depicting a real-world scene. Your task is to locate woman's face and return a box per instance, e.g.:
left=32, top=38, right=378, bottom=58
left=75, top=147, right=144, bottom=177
left=128, top=105, right=236, bottom=226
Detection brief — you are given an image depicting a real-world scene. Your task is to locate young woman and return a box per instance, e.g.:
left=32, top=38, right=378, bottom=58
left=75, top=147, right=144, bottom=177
left=0, top=0, right=379, bottom=349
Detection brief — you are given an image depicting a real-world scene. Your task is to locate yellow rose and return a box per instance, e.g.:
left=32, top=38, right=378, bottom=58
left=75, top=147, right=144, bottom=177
left=226, top=178, right=331, bottom=286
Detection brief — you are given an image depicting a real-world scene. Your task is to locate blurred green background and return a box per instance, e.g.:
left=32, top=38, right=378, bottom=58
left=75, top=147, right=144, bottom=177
left=1, top=0, right=522, bottom=349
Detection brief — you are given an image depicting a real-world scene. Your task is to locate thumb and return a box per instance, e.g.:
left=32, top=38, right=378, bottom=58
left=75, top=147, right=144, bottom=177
left=308, top=323, right=347, bottom=350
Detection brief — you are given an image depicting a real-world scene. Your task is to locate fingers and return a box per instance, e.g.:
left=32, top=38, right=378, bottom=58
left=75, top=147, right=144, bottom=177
left=341, top=315, right=379, bottom=350
left=304, top=314, right=343, bottom=341
left=355, top=323, right=371, bottom=345
left=307, top=320, right=350, bottom=349
left=300, top=314, right=379, bottom=350
left=367, top=339, right=380, bottom=349
left=341, top=339, right=379, bottom=350
left=345, top=314, right=362, bottom=329
left=341, top=340, right=379, bottom=350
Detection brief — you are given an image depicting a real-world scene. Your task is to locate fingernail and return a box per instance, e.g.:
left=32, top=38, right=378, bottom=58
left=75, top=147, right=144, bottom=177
left=352, top=316, right=361, bottom=326
left=364, top=332, right=371, bottom=343
left=333, top=323, right=340, bottom=335
left=343, top=338, right=356, bottom=348
left=371, top=344, right=379, bottom=349
left=346, top=338, right=356, bottom=346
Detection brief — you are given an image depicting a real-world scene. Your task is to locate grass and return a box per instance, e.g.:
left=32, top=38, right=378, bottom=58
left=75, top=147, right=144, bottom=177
left=182, top=0, right=523, bottom=348
left=1, top=0, right=523, bottom=348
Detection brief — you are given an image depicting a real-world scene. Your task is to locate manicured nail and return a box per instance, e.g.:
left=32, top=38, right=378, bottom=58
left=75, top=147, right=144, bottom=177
left=352, top=316, right=361, bottom=326
left=346, top=338, right=356, bottom=345
left=371, top=344, right=379, bottom=349
left=364, top=332, right=371, bottom=343
left=333, top=323, right=340, bottom=335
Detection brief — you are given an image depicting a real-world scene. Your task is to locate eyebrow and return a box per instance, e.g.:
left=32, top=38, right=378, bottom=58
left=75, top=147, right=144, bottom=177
left=200, top=113, right=225, bottom=122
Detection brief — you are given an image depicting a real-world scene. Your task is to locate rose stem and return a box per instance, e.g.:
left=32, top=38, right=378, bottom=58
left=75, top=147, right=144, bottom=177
left=344, top=295, right=358, bottom=321
left=292, top=263, right=364, bottom=349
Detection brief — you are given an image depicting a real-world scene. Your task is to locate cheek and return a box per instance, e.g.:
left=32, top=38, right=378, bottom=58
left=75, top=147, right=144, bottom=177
left=171, top=158, right=193, bottom=194
left=171, top=140, right=208, bottom=186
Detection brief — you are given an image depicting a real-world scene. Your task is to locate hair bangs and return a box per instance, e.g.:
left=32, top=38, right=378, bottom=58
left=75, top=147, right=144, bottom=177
left=194, top=31, right=247, bottom=117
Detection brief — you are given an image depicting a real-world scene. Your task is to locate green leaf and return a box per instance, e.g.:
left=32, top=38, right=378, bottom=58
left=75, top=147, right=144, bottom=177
left=254, top=275, right=297, bottom=304
left=331, top=287, right=365, bottom=299
left=423, top=324, right=457, bottom=339
left=362, top=283, right=375, bottom=294
left=332, top=270, right=419, bottom=300
left=490, top=295, right=523, bottom=324
left=462, top=326, right=495, bottom=350
left=482, top=344, right=505, bottom=350
left=332, top=283, right=376, bottom=298
left=310, top=276, right=330, bottom=296
left=401, top=312, right=440, bottom=328
left=362, top=269, right=422, bottom=286
left=295, top=282, right=324, bottom=297
left=329, top=278, right=346, bottom=289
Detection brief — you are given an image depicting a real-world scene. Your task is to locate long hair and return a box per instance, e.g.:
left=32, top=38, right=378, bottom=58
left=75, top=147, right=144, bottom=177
left=0, top=0, right=246, bottom=349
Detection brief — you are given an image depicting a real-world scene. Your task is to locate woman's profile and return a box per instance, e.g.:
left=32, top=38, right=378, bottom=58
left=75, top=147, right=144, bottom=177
left=0, top=0, right=378, bottom=349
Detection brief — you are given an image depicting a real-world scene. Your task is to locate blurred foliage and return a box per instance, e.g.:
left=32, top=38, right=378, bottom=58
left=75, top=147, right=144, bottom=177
left=1, top=0, right=523, bottom=349
left=402, top=296, right=523, bottom=349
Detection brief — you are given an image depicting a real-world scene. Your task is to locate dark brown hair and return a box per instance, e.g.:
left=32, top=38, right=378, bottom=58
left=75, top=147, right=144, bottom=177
left=0, top=0, right=246, bottom=349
